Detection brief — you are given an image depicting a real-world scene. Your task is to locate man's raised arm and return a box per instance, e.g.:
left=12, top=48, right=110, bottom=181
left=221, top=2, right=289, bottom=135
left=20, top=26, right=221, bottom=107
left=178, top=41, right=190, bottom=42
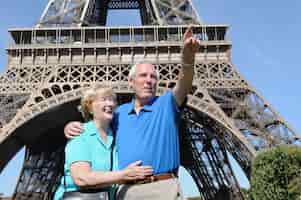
left=172, top=26, right=200, bottom=106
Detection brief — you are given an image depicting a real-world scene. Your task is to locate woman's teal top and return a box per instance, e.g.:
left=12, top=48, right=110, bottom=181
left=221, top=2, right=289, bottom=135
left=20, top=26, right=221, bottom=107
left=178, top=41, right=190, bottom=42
left=53, top=121, right=118, bottom=200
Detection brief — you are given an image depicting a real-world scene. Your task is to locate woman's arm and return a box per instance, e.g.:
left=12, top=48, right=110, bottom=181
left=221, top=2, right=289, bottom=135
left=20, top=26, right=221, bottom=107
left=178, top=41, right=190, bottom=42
left=69, top=160, right=153, bottom=188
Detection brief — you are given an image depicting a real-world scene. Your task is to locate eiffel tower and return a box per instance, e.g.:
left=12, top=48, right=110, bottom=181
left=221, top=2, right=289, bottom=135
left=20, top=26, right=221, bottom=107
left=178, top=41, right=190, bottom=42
left=0, top=0, right=300, bottom=199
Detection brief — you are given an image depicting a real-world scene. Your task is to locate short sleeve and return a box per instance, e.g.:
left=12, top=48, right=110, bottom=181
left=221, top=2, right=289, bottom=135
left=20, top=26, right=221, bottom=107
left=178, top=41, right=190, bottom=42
left=65, top=136, right=92, bottom=168
left=162, top=90, right=180, bottom=114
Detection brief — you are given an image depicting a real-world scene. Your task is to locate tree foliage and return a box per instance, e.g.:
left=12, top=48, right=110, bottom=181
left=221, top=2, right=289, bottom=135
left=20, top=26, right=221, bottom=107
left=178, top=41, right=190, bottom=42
left=250, top=145, right=301, bottom=200
left=240, top=188, right=252, bottom=200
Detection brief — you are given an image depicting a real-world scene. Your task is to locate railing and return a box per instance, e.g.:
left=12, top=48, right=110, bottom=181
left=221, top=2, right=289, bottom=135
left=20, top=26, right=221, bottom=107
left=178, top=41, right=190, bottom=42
left=8, top=25, right=229, bottom=47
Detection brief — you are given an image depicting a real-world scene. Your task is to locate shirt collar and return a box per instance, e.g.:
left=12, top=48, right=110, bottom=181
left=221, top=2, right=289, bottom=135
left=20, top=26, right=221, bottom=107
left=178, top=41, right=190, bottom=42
left=127, top=96, right=157, bottom=115
left=85, top=121, right=98, bottom=136
left=85, top=121, right=114, bottom=149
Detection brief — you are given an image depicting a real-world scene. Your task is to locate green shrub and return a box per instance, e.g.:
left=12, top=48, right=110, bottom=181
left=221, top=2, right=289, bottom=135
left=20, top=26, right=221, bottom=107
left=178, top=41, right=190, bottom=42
left=250, top=145, right=301, bottom=200
left=288, top=175, right=301, bottom=199
left=241, top=188, right=252, bottom=200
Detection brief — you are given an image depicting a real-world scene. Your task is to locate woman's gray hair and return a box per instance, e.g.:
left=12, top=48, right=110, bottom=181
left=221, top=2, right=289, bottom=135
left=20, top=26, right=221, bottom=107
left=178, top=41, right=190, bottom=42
left=128, top=62, right=160, bottom=79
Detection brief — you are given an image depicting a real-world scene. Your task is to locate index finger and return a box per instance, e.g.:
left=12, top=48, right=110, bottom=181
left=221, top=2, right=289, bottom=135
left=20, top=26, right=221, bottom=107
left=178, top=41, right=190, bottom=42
left=183, top=26, right=193, bottom=41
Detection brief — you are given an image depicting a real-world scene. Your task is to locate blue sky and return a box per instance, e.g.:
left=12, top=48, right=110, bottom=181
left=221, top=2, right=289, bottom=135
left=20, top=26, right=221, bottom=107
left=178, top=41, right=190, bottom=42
left=1, top=0, right=301, bottom=197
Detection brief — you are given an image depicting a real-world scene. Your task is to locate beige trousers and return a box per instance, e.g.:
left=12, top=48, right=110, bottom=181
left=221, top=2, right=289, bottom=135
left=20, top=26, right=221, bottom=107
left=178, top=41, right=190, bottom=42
left=116, top=178, right=183, bottom=200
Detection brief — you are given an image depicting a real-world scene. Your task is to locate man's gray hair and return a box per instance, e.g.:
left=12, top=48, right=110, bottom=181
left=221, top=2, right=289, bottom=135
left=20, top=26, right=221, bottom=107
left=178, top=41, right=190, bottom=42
left=128, top=62, right=160, bottom=79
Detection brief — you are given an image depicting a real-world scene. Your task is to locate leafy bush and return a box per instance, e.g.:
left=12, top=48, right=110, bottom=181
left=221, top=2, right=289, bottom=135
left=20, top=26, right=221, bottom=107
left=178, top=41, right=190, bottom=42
left=250, top=145, right=301, bottom=200
left=241, top=188, right=252, bottom=200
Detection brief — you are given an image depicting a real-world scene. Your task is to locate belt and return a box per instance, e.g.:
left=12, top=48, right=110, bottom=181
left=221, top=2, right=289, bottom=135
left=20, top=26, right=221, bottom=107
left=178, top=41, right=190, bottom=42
left=124, top=172, right=178, bottom=185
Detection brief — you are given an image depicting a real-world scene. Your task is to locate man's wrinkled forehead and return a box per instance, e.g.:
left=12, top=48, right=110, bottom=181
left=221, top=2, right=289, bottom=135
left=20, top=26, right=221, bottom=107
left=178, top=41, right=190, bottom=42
left=136, top=63, right=156, bottom=72
left=135, top=63, right=158, bottom=79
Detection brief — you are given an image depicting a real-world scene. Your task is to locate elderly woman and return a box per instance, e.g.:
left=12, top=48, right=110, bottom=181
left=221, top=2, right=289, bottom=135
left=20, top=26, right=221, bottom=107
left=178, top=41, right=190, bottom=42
left=54, top=86, right=153, bottom=200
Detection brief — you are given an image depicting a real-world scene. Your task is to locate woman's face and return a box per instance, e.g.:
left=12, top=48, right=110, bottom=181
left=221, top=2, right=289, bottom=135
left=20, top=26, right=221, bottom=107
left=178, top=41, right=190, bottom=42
left=90, top=94, right=116, bottom=123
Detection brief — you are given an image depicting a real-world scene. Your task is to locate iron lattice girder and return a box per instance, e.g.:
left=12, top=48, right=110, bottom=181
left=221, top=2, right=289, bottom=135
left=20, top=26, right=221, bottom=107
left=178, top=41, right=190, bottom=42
left=108, top=0, right=140, bottom=9
left=151, top=0, right=201, bottom=25
left=180, top=108, right=244, bottom=199
left=3, top=25, right=231, bottom=95
left=39, top=0, right=88, bottom=26
left=13, top=131, right=66, bottom=200
left=208, top=89, right=301, bottom=150
left=37, top=0, right=201, bottom=26
left=0, top=94, right=30, bottom=128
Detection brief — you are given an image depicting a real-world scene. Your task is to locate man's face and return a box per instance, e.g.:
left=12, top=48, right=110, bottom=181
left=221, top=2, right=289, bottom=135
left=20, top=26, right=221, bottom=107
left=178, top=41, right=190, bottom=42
left=129, top=63, right=158, bottom=102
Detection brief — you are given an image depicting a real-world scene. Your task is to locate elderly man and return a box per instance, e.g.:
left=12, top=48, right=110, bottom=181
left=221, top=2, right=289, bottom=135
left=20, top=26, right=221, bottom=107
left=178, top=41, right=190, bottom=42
left=65, top=27, right=200, bottom=200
